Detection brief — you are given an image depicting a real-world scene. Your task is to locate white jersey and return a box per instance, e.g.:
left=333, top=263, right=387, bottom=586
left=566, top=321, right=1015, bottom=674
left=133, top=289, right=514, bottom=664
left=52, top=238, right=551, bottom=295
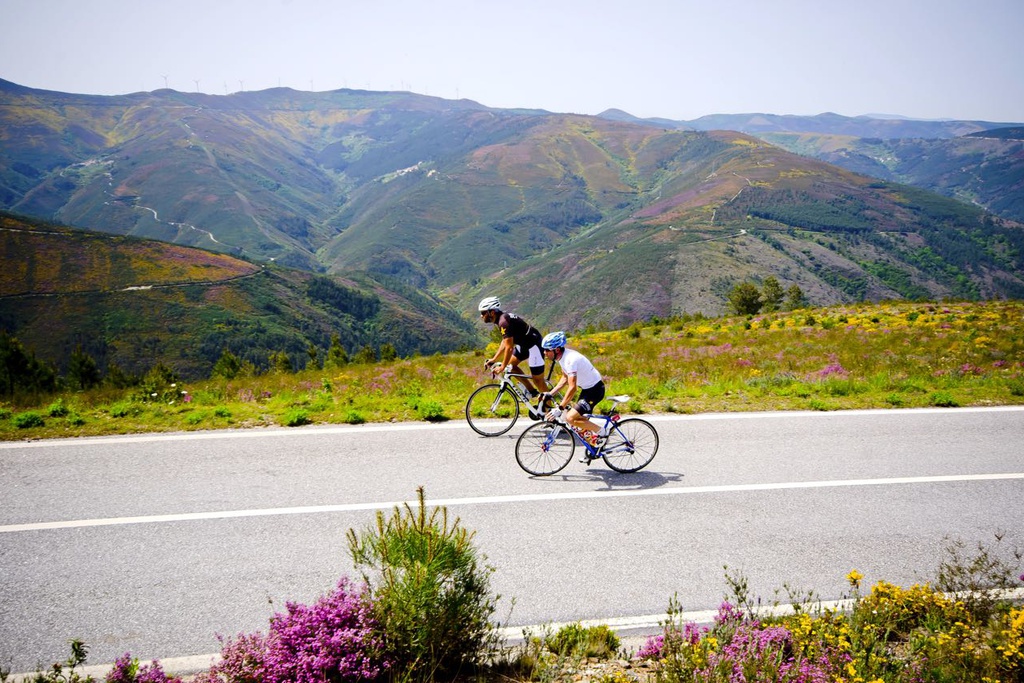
left=558, top=348, right=602, bottom=389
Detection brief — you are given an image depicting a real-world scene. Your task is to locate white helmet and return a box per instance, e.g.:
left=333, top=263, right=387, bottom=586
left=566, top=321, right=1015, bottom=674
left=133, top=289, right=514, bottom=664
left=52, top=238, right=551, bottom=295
left=477, top=296, right=501, bottom=312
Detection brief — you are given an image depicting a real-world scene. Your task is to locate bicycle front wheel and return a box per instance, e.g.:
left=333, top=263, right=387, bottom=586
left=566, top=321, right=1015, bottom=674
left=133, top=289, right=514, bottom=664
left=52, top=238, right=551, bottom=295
left=466, top=383, right=520, bottom=436
left=515, top=422, right=575, bottom=476
left=602, top=418, right=659, bottom=473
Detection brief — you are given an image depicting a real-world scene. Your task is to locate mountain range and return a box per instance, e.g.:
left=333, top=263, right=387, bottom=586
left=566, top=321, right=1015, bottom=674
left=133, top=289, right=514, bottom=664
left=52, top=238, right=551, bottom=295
left=2, top=77, right=1024, bottom=376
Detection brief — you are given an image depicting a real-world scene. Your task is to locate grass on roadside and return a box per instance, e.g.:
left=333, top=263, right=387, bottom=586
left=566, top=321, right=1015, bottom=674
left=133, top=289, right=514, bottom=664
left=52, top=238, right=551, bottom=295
left=3, top=299, right=1024, bottom=440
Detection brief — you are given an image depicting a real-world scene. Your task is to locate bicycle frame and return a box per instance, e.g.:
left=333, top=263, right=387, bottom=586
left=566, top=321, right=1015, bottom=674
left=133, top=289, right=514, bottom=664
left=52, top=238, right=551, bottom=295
left=465, top=364, right=561, bottom=437
left=490, top=366, right=562, bottom=415
left=491, top=368, right=538, bottom=409
left=550, top=396, right=630, bottom=459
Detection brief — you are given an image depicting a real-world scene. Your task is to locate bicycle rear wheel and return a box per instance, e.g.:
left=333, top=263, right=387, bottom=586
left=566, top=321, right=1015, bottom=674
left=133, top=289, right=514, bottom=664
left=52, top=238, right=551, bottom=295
left=515, top=422, right=575, bottom=476
left=465, top=384, right=520, bottom=436
left=601, top=418, right=659, bottom=473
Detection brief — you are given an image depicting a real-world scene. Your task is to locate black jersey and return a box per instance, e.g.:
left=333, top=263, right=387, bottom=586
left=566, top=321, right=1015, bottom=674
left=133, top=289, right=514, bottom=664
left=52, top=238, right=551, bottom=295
left=497, top=312, right=541, bottom=348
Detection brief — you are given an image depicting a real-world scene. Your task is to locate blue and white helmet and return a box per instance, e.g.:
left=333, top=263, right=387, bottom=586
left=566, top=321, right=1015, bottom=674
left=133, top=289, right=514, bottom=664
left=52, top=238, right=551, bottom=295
left=541, top=330, right=566, bottom=350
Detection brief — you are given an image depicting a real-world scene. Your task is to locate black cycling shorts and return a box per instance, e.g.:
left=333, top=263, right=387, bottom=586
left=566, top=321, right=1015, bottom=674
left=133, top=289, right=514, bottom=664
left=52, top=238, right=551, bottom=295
left=574, top=380, right=606, bottom=415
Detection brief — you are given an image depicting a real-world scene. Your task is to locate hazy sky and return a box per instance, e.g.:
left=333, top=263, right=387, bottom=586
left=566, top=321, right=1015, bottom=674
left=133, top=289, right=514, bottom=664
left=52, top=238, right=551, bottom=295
left=2, top=0, right=1022, bottom=122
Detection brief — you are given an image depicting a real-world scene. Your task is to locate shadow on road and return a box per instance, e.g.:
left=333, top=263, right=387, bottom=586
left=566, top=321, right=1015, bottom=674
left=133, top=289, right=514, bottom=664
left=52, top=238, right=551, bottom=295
left=532, top=467, right=685, bottom=490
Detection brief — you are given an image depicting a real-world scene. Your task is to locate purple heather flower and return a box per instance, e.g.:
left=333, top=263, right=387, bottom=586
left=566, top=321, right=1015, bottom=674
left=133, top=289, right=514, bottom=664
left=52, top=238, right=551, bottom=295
left=715, top=601, right=745, bottom=626
left=202, top=577, right=389, bottom=683
left=637, top=634, right=664, bottom=660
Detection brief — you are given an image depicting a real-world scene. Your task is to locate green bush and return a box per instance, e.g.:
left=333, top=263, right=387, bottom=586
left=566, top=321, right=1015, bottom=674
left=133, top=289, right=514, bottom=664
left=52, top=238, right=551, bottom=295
left=347, top=487, right=499, bottom=681
left=930, top=391, right=959, bottom=407
left=511, top=622, right=623, bottom=680
left=12, top=411, right=44, bottom=429
left=545, top=622, right=620, bottom=659
left=343, top=410, right=366, bottom=425
left=416, top=399, right=447, bottom=422
left=282, top=408, right=311, bottom=427
left=47, top=398, right=69, bottom=417
left=109, top=401, right=138, bottom=418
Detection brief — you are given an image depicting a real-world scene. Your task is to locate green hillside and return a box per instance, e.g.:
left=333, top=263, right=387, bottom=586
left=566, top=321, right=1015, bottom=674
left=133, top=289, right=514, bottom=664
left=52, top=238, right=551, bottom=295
left=0, top=211, right=478, bottom=379
left=2, top=80, right=1024, bottom=330
left=454, top=131, right=1024, bottom=329
left=756, top=131, right=1024, bottom=224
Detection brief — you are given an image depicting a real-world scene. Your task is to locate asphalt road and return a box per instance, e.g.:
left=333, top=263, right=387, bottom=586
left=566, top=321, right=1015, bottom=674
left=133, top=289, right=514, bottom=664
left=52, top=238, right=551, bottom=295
left=2, top=406, right=1023, bottom=675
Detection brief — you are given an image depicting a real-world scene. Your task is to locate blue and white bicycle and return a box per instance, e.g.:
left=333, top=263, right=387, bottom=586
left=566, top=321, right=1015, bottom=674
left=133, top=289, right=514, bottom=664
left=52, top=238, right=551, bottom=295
left=514, top=395, right=659, bottom=476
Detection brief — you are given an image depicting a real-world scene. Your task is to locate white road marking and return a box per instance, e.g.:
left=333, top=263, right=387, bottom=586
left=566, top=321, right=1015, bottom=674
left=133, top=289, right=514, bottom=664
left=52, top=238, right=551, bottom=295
left=3, top=472, right=1022, bottom=534
left=2, top=405, right=1021, bottom=450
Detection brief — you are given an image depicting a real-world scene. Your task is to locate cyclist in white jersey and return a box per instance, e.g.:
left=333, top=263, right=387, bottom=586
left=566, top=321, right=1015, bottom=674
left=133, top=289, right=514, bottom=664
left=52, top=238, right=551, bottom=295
left=539, top=331, right=607, bottom=446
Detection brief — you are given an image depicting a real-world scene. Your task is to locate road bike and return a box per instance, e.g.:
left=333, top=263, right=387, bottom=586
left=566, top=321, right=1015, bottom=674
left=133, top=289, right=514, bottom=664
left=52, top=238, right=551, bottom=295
left=465, top=365, right=559, bottom=437
left=514, top=395, right=659, bottom=475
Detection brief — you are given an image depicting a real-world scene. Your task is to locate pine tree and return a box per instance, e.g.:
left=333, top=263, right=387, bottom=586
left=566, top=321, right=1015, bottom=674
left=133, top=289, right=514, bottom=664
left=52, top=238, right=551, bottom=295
left=67, top=346, right=101, bottom=390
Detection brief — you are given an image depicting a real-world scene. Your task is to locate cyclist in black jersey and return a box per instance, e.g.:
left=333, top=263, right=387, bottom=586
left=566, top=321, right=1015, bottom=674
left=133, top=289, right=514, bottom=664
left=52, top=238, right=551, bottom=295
left=477, top=296, right=549, bottom=396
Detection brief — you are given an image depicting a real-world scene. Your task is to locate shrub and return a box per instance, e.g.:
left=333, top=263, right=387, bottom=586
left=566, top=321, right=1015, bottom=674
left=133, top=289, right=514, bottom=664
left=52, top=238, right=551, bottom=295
left=510, top=622, right=622, bottom=681
left=67, top=346, right=101, bottom=391
left=415, top=399, right=447, bottom=422
left=1009, top=379, right=1024, bottom=397
left=343, top=410, right=366, bottom=425
left=727, top=283, right=763, bottom=316
left=106, top=653, right=182, bottom=683
left=12, top=411, right=44, bottom=429
left=47, top=398, right=69, bottom=417
left=0, top=331, right=57, bottom=397
left=853, top=580, right=966, bottom=642
left=544, top=622, right=620, bottom=659
left=10, top=640, right=182, bottom=683
left=933, top=531, right=1023, bottom=624
left=19, top=639, right=94, bottom=683
left=930, top=391, right=959, bottom=407
left=138, top=364, right=181, bottom=403
left=283, top=409, right=311, bottom=427
left=110, top=401, right=137, bottom=418
left=196, top=577, right=387, bottom=683
left=379, top=343, right=398, bottom=362
left=347, top=487, right=499, bottom=680
left=211, top=350, right=243, bottom=380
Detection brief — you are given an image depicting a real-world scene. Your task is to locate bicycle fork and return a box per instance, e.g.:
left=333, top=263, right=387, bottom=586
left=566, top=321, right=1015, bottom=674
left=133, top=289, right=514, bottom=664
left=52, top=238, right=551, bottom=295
left=488, top=389, right=506, bottom=413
